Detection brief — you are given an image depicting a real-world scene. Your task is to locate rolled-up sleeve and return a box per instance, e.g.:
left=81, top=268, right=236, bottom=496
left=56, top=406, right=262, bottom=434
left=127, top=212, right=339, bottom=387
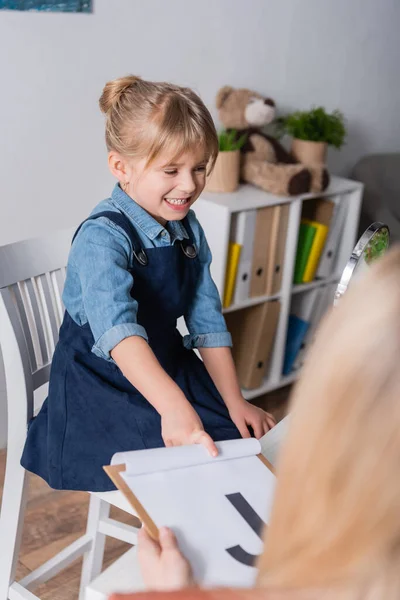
left=70, top=220, right=148, bottom=361
left=183, top=215, right=232, bottom=350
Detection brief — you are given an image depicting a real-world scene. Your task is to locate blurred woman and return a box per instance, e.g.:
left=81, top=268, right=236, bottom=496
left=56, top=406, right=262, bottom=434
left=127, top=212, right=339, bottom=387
left=112, top=245, right=400, bottom=600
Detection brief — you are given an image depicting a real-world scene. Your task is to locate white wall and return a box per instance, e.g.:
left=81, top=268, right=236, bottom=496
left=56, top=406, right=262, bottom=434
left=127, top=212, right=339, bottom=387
left=1, top=0, right=399, bottom=446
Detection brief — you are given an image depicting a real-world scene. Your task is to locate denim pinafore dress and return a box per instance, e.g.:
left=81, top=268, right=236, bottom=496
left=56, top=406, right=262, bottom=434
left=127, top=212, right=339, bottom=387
left=21, top=211, right=240, bottom=491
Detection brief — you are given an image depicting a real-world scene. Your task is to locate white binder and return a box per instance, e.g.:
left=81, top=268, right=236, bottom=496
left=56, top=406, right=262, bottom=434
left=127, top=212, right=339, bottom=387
left=291, top=287, right=322, bottom=323
left=293, top=284, right=335, bottom=370
left=316, top=197, right=347, bottom=279
left=232, top=210, right=257, bottom=304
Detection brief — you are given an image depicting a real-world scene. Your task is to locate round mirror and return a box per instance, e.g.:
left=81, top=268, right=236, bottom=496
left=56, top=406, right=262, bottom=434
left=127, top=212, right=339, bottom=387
left=334, top=222, right=390, bottom=306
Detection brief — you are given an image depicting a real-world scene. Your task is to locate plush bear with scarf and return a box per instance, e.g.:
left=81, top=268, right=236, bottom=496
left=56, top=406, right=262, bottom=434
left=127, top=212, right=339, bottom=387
left=216, top=86, right=329, bottom=196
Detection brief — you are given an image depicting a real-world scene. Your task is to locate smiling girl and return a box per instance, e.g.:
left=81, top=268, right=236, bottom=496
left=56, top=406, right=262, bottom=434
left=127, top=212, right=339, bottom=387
left=21, top=76, right=275, bottom=491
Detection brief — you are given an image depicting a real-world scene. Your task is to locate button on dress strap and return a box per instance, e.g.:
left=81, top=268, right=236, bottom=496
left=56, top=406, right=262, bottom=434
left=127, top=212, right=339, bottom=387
left=180, top=216, right=197, bottom=259
left=72, top=210, right=148, bottom=266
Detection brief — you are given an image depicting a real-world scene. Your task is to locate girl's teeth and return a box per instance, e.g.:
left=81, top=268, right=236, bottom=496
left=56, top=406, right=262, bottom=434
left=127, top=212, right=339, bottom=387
left=165, top=198, right=189, bottom=205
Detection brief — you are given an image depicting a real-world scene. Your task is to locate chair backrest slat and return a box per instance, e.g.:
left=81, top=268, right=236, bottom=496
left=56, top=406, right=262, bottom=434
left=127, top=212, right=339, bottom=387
left=9, top=283, right=38, bottom=373
left=50, top=268, right=66, bottom=329
left=37, top=273, right=60, bottom=355
left=24, top=278, right=49, bottom=367
left=0, top=227, right=75, bottom=393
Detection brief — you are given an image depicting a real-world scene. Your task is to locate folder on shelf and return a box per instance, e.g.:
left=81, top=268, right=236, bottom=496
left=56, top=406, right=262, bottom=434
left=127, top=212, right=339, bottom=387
left=293, top=221, right=317, bottom=284
left=226, top=300, right=280, bottom=390
left=315, top=197, right=347, bottom=279
left=223, top=242, right=242, bottom=308
left=265, top=204, right=290, bottom=297
left=292, top=287, right=323, bottom=323
left=302, top=219, right=329, bottom=283
left=282, top=315, right=309, bottom=376
left=283, top=287, right=323, bottom=376
left=292, top=287, right=326, bottom=371
left=232, top=210, right=257, bottom=305
left=301, top=197, right=335, bottom=228
left=250, top=206, right=276, bottom=297
left=293, top=283, right=335, bottom=370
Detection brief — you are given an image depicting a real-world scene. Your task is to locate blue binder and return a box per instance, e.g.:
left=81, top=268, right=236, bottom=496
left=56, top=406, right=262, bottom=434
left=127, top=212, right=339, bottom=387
left=283, top=315, right=310, bottom=376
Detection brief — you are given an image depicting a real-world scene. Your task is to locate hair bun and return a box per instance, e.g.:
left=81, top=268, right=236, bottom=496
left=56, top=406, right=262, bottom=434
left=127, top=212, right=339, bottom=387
left=99, top=75, right=142, bottom=114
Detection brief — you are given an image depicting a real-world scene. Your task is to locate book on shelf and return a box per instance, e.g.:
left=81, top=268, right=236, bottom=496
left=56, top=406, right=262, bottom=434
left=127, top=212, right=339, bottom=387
left=294, top=198, right=337, bottom=285
left=302, top=219, right=329, bottom=283
left=223, top=241, right=242, bottom=308
left=293, top=221, right=317, bottom=284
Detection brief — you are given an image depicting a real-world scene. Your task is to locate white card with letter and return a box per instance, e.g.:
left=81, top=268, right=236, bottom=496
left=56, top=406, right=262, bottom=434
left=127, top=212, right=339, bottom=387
left=110, top=439, right=276, bottom=588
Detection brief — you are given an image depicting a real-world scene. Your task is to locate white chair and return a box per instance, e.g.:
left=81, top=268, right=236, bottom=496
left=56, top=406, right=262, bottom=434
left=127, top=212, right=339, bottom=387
left=0, top=228, right=142, bottom=600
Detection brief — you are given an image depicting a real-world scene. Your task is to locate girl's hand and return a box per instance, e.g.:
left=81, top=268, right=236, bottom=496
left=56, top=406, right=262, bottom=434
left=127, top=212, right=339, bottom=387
left=229, top=399, right=276, bottom=439
left=138, top=526, right=194, bottom=591
left=161, top=402, right=218, bottom=457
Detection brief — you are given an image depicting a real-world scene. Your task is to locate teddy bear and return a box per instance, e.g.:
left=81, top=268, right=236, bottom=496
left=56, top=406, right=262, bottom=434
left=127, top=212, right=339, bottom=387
left=216, top=86, right=329, bottom=196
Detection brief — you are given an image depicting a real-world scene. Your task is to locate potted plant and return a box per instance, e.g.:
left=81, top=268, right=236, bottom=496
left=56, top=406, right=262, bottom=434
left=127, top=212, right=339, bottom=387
left=206, top=129, right=247, bottom=193
left=278, top=107, right=346, bottom=165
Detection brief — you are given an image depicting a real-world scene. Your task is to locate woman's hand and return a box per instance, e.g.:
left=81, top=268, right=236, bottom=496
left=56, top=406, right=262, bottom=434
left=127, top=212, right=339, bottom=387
left=161, top=401, right=218, bottom=456
left=229, top=398, right=276, bottom=439
left=138, top=526, right=194, bottom=591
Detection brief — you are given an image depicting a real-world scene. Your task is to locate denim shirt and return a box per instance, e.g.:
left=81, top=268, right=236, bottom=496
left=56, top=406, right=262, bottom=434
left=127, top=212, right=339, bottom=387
left=62, top=184, right=232, bottom=362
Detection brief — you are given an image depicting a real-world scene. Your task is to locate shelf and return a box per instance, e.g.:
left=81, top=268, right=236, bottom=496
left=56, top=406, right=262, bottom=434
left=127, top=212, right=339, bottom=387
left=200, top=176, right=363, bottom=214
left=223, top=275, right=340, bottom=311
left=223, top=292, right=280, bottom=314
left=291, top=275, right=339, bottom=295
left=242, top=371, right=299, bottom=401
left=196, top=177, right=363, bottom=396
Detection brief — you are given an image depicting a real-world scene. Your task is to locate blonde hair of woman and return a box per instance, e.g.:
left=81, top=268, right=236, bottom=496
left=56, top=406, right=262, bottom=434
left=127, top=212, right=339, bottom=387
left=258, top=244, right=400, bottom=599
left=113, top=246, right=400, bottom=600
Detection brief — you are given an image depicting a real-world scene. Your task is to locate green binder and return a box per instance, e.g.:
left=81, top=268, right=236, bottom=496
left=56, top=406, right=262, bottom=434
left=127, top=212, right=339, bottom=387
left=293, top=221, right=317, bottom=284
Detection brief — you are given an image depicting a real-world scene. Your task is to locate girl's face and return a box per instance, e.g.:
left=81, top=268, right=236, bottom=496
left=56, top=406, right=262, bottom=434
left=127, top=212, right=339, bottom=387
left=125, top=147, right=208, bottom=226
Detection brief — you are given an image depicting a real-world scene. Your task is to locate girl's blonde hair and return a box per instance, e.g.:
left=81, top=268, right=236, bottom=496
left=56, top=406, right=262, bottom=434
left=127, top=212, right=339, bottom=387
left=257, top=245, right=400, bottom=598
left=99, top=75, right=218, bottom=172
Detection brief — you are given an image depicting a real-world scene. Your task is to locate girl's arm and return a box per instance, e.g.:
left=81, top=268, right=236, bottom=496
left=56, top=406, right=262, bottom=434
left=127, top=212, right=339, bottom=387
left=198, top=347, right=242, bottom=410
left=111, top=336, right=218, bottom=456
left=199, top=347, right=276, bottom=438
left=182, top=215, right=276, bottom=438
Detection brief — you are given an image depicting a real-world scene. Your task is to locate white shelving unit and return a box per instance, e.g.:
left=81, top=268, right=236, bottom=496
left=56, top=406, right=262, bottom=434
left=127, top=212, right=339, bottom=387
left=193, top=176, right=363, bottom=401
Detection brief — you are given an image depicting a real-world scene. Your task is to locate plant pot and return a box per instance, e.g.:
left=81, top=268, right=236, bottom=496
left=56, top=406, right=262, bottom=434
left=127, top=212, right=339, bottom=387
left=205, top=150, right=240, bottom=193
left=291, top=138, right=327, bottom=165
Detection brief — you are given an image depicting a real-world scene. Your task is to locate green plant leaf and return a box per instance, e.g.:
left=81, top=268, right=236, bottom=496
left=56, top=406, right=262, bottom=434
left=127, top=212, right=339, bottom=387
left=218, top=128, right=247, bottom=152
left=280, top=107, right=346, bottom=148
left=233, top=132, right=248, bottom=151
